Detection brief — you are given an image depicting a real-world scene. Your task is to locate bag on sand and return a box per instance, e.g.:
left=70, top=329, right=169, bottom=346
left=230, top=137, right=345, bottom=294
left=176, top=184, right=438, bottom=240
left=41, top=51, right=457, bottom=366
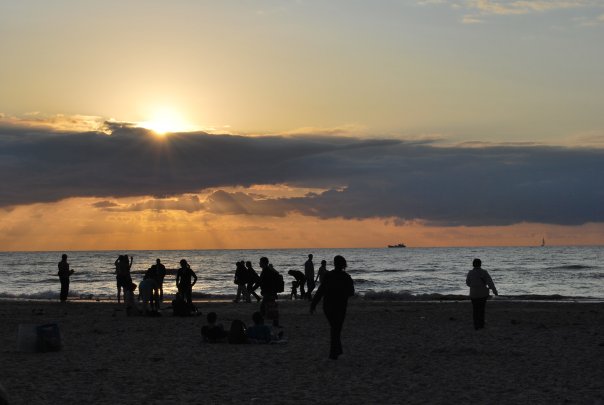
left=36, top=323, right=61, bottom=352
left=228, top=320, right=247, bottom=344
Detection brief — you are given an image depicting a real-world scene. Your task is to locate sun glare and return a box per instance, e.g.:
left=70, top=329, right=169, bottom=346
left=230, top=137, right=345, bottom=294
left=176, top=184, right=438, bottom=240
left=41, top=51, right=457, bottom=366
left=139, top=108, right=192, bottom=135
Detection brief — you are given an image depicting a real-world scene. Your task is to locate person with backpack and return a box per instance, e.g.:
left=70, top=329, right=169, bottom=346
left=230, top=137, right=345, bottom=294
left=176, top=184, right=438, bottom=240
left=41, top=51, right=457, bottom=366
left=176, top=259, right=197, bottom=307
left=310, top=255, right=354, bottom=360
left=254, top=257, right=284, bottom=327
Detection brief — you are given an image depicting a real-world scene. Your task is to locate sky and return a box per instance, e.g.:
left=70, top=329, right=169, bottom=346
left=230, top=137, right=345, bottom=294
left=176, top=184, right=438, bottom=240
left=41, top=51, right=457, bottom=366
left=0, top=0, right=603, bottom=250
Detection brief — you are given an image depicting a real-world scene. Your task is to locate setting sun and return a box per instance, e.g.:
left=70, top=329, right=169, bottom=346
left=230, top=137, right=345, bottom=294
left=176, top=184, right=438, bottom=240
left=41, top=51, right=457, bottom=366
left=138, top=108, right=192, bottom=135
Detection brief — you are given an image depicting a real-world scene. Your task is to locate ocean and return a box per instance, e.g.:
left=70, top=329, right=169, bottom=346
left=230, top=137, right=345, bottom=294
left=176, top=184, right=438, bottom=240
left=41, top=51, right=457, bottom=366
left=0, top=246, right=602, bottom=301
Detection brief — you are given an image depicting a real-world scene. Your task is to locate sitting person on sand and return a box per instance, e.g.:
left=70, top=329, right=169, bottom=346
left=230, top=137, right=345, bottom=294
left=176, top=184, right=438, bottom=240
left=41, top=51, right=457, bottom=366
left=246, top=311, right=273, bottom=343
left=201, top=312, right=227, bottom=342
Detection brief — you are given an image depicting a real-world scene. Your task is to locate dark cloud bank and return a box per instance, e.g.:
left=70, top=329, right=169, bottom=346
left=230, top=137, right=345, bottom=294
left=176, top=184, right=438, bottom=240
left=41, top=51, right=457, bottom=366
left=1, top=124, right=603, bottom=226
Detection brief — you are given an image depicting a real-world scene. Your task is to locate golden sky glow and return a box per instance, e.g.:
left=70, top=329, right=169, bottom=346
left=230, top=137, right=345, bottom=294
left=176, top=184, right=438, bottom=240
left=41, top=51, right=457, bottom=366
left=0, top=1, right=603, bottom=250
left=1, top=195, right=602, bottom=251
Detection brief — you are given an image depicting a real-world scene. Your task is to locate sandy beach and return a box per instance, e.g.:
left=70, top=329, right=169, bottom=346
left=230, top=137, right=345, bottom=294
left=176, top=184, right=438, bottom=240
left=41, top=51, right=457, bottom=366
left=0, top=298, right=602, bottom=405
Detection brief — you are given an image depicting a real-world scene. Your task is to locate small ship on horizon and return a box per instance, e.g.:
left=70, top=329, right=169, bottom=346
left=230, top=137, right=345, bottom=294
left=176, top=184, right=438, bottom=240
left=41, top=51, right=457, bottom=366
left=387, top=243, right=406, bottom=248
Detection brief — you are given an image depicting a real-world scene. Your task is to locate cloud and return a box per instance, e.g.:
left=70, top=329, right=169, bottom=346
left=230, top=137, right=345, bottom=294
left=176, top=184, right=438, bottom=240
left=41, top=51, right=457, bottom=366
left=0, top=113, right=109, bottom=133
left=104, top=195, right=205, bottom=213
left=468, top=0, right=595, bottom=15
left=1, top=123, right=603, bottom=226
left=419, top=0, right=604, bottom=24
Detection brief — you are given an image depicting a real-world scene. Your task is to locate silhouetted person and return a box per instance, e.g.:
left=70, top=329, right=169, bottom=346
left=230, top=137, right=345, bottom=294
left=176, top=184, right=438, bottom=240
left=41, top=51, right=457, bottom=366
left=234, top=261, right=250, bottom=303
left=466, top=258, right=498, bottom=330
left=151, top=258, right=167, bottom=302
left=201, top=312, right=227, bottom=342
left=176, top=259, right=197, bottom=306
left=287, top=270, right=306, bottom=299
left=245, top=261, right=261, bottom=302
left=305, top=254, right=315, bottom=299
left=57, top=254, right=74, bottom=302
left=253, top=257, right=282, bottom=327
left=114, top=256, right=122, bottom=303
left=315, top=260, right=327, bottom=285
left=311, top=255, right=354, bottom=360
left=246, top=311, right=272, bottom=343
left=115, top=255, right=133, bottom=303
left=139, top=267, right=160, bottom=313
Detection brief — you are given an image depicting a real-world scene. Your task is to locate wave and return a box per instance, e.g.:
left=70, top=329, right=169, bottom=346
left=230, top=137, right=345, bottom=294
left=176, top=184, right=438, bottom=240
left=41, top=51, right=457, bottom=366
left=546, top=265, right=595, bottom=270
left=363, top=290, right=467, bottom=301
left=361, top=290, right=601, bottom=301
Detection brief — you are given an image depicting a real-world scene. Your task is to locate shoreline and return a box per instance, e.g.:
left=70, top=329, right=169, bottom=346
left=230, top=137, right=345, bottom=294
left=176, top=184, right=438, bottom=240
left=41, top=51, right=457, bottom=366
left=1, top=294, right=603, bottom=304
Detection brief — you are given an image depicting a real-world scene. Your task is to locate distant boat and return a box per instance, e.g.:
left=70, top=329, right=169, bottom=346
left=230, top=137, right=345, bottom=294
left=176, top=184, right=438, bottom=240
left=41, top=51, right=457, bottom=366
left=541, top=238, right=545, bottom=247
left=388, top=243, right=406, bottom=248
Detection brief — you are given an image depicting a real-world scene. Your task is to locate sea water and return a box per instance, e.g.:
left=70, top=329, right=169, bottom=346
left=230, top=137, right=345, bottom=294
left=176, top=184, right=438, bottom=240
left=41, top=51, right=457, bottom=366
left=0, top=246, right=602, bottom=301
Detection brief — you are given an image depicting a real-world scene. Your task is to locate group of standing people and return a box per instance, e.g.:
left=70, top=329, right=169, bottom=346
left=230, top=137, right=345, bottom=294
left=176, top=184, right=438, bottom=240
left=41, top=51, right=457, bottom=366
left=233, top=261, right=261, bottom=303
left=287, top=254, right=328, bottom=300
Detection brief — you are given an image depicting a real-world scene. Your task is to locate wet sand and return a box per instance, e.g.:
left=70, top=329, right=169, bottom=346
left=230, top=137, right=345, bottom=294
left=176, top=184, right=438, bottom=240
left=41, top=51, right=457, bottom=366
left=0, top=299, right=603, bottom=404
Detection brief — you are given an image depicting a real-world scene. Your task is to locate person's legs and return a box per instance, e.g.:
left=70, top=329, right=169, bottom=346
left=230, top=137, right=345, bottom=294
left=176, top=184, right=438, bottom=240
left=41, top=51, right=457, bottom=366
left=158, top=282, right=164, bottom=303
left=326, top=310, right=345, bottom=359
left=153, top=288, right=160, bottom=310
left=234, top=284, right=243, bottom=302
left=116, top=280, right=121, bottom=303
left=60, top=278, right=69, bottom=302
left=184, top=286, right=193, bottom=306
left=306, top=281, right=315, bottom=300
left=471, top=298, right=486, bottom=329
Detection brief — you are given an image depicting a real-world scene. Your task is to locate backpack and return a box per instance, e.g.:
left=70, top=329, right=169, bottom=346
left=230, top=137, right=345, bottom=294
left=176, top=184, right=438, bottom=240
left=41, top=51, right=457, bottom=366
left=228, top=320, right=248, bottom=344
left=273, top=271, right=285, bottom=293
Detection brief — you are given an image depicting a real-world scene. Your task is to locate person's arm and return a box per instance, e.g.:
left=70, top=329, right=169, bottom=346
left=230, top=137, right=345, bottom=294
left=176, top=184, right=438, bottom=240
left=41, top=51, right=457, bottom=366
left=191, top=270, right=197, bottom=286
left=129, top=256, right=133, bottom=268
left=176, top=270, right=181, bottom=287
left=348, top=276, right=355, bottom=297
left=466, top=271, right=472, bottom=287
left=485, top=271, right=498, bottom=295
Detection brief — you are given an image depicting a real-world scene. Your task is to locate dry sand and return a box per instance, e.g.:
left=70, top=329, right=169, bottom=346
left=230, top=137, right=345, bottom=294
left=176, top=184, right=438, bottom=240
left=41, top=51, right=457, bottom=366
left=0, top=298, right=603, bottom=405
